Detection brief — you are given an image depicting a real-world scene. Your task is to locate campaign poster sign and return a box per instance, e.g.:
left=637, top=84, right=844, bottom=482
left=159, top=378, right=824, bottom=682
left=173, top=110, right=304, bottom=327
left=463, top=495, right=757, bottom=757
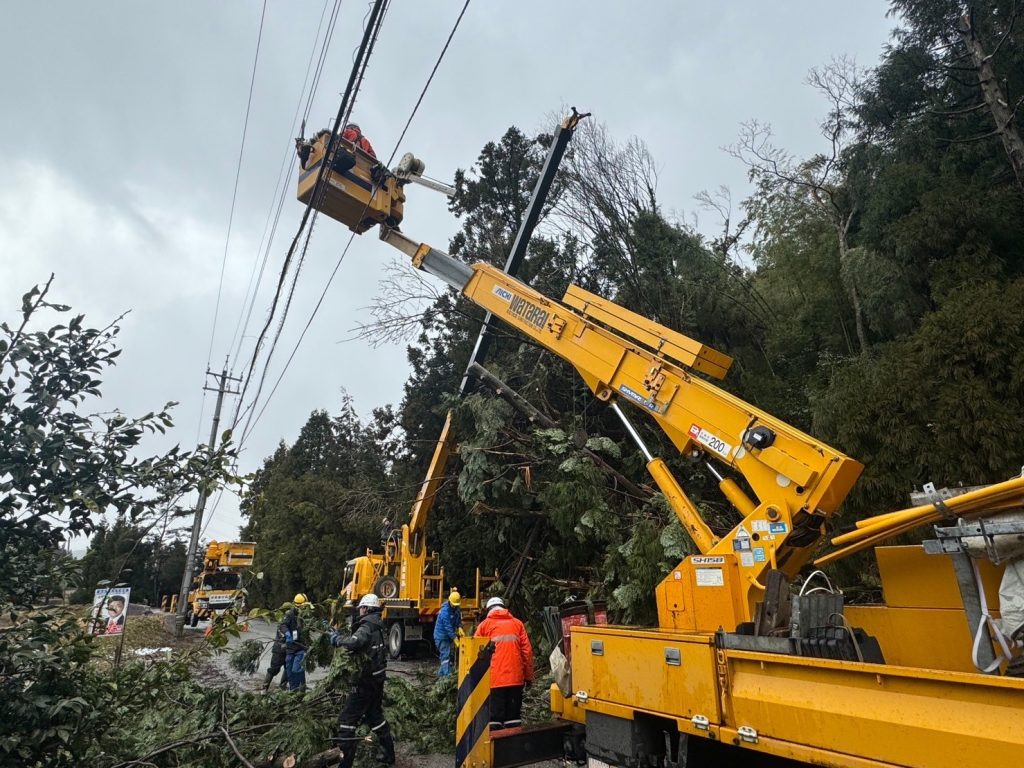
left=90, top=586, right=131, bottom=637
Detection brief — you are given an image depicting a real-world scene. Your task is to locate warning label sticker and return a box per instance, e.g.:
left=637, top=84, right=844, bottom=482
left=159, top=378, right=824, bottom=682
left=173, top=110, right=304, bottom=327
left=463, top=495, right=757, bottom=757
left=695, top=568, right=725, bottom=587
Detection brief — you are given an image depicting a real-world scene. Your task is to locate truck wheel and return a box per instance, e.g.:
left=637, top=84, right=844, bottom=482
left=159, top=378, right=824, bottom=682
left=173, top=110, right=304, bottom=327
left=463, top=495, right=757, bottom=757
left=190, top=610, right=199, bottom=628
left=387, top=621, right=405, bottom=660
left=374, top=575, right=400, bottom=600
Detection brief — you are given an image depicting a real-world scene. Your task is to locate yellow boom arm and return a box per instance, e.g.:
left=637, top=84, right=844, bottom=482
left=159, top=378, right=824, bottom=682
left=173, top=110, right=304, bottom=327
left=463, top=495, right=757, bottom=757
left=380, top=227, right=863, bottom=628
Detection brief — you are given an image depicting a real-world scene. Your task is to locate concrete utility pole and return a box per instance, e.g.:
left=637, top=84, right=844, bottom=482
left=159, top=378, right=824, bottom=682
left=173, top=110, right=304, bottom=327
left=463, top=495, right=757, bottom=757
left=174, top=365, right=241, bottom=638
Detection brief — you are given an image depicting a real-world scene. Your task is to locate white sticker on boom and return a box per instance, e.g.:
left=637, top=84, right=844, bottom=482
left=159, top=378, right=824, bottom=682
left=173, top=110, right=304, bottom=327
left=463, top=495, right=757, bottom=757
left=695, top=568, right=725, bottom=587
left=688, top=424, right=734, bottom=459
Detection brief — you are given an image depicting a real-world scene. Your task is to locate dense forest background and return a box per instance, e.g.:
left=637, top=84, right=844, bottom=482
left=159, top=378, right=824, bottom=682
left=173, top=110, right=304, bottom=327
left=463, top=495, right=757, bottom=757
left=83, top=1, right=1024, bottom=626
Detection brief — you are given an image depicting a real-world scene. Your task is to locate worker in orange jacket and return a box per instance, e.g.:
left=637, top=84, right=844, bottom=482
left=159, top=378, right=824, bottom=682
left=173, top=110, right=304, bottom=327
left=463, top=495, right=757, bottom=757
left=474, top=596, right=534, bottom=730
left=341, top=122, right=376, bottom=158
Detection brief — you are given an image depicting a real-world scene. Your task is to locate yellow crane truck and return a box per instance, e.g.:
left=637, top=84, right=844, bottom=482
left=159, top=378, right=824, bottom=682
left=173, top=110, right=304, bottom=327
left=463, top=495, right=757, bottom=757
left=301, top=122, right=1024, bottom=767
left=185, top=541, right=255, bottom=627
left=341, top=411, right=494, bottom=659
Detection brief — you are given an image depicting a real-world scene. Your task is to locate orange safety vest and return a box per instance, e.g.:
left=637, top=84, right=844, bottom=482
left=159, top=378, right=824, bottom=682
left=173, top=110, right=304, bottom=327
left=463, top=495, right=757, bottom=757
left=474, top=607, right=534, bottom=688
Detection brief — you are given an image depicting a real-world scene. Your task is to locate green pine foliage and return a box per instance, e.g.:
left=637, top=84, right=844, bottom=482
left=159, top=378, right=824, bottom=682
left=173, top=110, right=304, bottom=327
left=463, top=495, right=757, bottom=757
left=239, top=397, right=403, bottom=606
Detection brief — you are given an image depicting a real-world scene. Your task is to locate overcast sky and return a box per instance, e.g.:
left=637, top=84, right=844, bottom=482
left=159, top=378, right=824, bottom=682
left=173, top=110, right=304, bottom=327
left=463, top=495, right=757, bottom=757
left=0, top=1, right=897, bottom=547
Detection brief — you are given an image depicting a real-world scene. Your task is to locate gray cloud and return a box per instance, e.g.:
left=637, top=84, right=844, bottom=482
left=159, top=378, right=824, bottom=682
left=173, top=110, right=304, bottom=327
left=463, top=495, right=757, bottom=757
left=0, top=1, right=895, bottom=542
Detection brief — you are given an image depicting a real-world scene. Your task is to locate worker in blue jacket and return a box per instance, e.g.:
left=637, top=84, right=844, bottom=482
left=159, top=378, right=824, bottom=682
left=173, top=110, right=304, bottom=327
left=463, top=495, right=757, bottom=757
left=283, top=593, right=309, bottom=691
left=433, top=589, right=462, bottom=676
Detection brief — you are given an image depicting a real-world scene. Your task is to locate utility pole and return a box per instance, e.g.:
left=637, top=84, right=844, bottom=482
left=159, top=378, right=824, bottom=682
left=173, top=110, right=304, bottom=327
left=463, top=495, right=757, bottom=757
left=174, top=365, right=241, bottom=638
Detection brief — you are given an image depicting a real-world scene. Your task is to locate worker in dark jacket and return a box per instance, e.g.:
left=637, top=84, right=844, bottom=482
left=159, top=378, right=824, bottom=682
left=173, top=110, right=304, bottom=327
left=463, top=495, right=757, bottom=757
left=283, top=593, right=309, bottom=691
left=433, top=589, right=462, bottom=676
left=262, top=621, right=289, bottom=692
left=329, top=593, right=395, bottom=767
left=475, top=596, right=534, bottom=730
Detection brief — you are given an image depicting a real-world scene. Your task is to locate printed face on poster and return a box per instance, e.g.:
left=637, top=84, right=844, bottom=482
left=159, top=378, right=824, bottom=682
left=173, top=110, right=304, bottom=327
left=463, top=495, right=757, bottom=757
left=90, top=586, right=131, bottom=636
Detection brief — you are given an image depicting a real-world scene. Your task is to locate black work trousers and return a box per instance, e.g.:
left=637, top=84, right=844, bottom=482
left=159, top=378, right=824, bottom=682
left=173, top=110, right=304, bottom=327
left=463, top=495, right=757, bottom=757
left=265, top=647, right=288, bottom=689
left=489, top=684, right=524, bottom=729
left=267, top=647, right=286, bottom=676
left=337, top=674, right=394, bottom=767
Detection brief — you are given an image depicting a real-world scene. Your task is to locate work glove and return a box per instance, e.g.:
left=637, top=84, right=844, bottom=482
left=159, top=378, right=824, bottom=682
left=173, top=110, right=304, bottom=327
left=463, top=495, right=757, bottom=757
left=329, top=630, right=343, bottom=647
left=456, top=627, right=465, bottom=638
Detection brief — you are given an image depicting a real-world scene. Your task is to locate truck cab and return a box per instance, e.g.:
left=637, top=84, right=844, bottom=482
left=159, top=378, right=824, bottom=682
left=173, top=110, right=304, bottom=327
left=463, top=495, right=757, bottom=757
left=185, top=541, right=255, bottom=627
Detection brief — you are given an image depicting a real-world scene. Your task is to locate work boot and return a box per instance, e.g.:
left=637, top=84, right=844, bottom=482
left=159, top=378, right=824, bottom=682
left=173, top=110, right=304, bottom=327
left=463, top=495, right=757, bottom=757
left=375, top=723, right=396, bottom=765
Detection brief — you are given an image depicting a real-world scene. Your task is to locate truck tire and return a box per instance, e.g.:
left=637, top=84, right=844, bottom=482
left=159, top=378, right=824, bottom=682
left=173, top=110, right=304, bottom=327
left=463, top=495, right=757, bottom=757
left=189, top=610, right=199, bottom=628
left=387, top=621, right=405, bottom=660
left=374, top=575, right=400, bottom=600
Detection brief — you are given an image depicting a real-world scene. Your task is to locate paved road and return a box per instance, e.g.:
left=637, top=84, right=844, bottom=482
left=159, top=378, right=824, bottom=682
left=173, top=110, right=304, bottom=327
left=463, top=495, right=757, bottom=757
left=201, top=617, right=435, bottom=691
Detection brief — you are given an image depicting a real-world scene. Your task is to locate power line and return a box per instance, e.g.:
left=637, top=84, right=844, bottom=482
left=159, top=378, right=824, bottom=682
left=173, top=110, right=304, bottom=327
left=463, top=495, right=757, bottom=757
left=303, top=0, right=346, bottom=128
left=243, top=0, right=389, bottom=406
left=228, top=0, right=338, bottom=363
left=238, top=0, right=473, bottom=448
left=205, top=0, right=269, bottom=370
left=384, top=0, right=470, bottom=168
left=230, top=0, right=389, bottom=437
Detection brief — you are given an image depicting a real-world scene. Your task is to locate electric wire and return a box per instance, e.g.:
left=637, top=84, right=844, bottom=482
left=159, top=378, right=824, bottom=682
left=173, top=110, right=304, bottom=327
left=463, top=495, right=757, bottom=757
left=205, top=0, right=269, bottom=370
left=229, top=0, right=388, bottom=434
left=231, top=0, right=389, bottom=439
left=227, top=0, right=337, bottom=363
left=341, top=0, right=391, bottom=129
left=303, top=0, right=346, bottom=128
left=199, top=0, right=346, bottom=540
left=237, top=0, right=472, bottom=448
left=382, top=0, right=471, bottom=169
left=190, top=0, right=267, bottom=521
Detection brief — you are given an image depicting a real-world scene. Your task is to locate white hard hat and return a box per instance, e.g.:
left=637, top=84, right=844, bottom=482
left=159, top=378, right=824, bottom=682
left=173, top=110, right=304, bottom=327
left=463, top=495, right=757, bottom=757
left=359, top=593, right=381, bottom=609
left=485, top=596, right=505, bottom=611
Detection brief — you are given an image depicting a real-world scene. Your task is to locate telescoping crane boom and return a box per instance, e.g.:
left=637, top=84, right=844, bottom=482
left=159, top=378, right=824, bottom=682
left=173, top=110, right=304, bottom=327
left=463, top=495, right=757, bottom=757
left=301, top=126, right=1024, bottom=768
left=377, top=226, right=863, bottom=629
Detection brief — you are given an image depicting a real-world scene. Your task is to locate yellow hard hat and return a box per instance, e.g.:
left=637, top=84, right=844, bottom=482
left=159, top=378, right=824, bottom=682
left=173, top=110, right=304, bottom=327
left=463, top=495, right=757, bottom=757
left=448, top=590, right=461, bottom=607
left=293, top=593, right=309, bottom=605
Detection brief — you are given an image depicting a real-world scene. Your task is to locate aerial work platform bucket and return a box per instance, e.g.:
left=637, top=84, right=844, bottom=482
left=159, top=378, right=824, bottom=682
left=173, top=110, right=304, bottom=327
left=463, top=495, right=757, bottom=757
left=296, top=133, right=404, bottom=234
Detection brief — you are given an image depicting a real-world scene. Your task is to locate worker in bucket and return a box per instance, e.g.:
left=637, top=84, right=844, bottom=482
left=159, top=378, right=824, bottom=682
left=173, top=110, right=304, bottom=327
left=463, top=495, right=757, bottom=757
left=329, top=593, right=396, bottom=767
left=474, top=596, right=534, bottom=730
left=433, top=588, right=463, bottom=676
left=341, top=122, right=376, bottom=158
